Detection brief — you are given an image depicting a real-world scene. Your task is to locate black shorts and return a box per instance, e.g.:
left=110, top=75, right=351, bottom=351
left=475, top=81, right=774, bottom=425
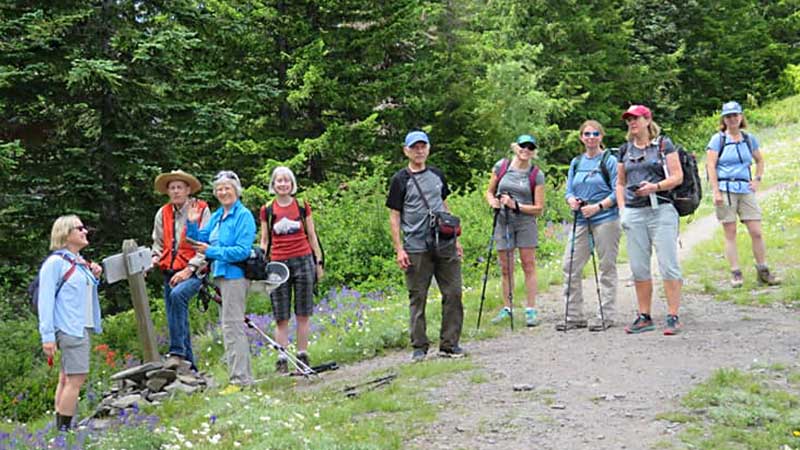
left=269, top=254, right=315, bottom=321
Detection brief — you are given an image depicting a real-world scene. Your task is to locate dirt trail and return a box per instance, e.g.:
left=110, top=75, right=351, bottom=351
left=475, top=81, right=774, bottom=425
left=317, top=185, right=799, bottom=450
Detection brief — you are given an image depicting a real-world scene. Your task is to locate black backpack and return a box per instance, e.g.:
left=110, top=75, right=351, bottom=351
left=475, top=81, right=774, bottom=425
left=27, top=251, right=78, bottom=314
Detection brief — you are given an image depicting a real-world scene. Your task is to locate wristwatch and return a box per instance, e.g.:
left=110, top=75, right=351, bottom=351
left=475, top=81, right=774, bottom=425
left=755, top=175, right=762, bottom=182
left=598, top=202, right=604, bottom=210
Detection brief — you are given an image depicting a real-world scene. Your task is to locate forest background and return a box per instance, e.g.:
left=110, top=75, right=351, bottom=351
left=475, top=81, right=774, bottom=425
left=1, top=0, right=799, bottom=424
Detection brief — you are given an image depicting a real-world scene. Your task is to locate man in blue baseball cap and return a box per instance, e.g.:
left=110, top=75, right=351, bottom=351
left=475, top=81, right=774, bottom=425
left=386, top=130, right=465, bottom=362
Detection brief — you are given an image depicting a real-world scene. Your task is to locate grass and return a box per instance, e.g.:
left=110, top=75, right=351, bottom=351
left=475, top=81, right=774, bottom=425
left=658, top=367, right=800, bottom=450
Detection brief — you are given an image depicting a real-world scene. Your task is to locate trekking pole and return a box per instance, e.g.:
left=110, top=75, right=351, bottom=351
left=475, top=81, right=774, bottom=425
left=243, top=316, right=317, bottom=378
left=504, top=201, right=514, bottom=332
left=563, top=207, right=580, bottom=333
left=586, top=220, right=605, bottom=330
left=477, top=208, right=501, bottom=330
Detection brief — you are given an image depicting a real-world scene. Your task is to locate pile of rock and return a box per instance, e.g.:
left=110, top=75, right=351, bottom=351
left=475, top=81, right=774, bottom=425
left=89, top=362, right=216, bottom=419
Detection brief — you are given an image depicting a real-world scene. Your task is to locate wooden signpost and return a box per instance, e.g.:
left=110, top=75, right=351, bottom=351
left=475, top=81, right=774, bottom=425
left=102, top=240, right=159, bottom=363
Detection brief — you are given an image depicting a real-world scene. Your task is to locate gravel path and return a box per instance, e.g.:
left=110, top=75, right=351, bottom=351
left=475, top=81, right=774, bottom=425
left=315, top=185, right=799, bottom=450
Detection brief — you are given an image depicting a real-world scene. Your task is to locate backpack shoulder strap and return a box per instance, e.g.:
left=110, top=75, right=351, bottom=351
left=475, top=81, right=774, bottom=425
left=528, top=165, right=540, bottom=203
left=717, top=131, right=728, bottom=160
left=52, top=251, right=78, bottom=295
left=265, top=201, right=275, bottom=260
left=741, top=131, right=753, bottom=153
left=599, top=150, right=612, bottom=188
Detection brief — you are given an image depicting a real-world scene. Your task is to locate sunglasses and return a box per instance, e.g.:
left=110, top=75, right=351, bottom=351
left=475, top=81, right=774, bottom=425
left=214, top=171, right=239, bottom=182
left=518, top=143, right=536, bottom=150
left=628, top=154, right=646, bottom=163
left=72, top=225, right=88, bottom=232
left=582, top=131, right=601, bottom=137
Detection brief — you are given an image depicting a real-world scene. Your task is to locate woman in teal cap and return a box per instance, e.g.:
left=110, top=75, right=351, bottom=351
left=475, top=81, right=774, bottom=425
left=706, top=101, right=779, bottom=287
left=484, top=134, right=546, bottom=327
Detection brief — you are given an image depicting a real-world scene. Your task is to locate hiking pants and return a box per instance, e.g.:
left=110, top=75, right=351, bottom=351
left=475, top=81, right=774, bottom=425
left=216, top=277, right=252, bottom=385
left=621, top=204, right=682, bottom=281
left=405, top=241, right=463, bottom=353
left=562, top=219, right=620, bottom=322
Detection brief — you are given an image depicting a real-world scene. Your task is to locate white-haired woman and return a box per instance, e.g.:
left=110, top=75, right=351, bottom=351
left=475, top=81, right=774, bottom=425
left=259, top=166, right=323, bottom=373
left=187, top=171, right=256, bottom=390
left=38, top=215, right=103, bottom=431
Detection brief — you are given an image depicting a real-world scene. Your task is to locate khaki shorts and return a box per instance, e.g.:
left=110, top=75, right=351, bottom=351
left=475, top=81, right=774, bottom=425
left=715, top=192, right=762, bottom=223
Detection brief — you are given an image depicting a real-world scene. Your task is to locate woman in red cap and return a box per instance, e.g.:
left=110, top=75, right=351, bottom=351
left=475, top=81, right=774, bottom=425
left=616, top=105, right=684, bottom=335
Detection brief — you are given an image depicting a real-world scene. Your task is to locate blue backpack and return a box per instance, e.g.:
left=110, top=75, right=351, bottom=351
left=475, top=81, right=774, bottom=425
left=27, top=251, right=77, bottom=314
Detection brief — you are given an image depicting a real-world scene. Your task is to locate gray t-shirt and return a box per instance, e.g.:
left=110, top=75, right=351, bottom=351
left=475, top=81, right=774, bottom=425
left=619, top=137, right=676, bottom=208
left=386, top=167, right=451, bottom=252
left=492, top=159, right=545, bottom=226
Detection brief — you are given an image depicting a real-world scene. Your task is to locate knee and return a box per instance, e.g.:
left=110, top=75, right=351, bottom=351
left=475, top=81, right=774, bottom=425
left=520, top=259, right=536, bottom=275
left=748, top=228, right=763, bottom=241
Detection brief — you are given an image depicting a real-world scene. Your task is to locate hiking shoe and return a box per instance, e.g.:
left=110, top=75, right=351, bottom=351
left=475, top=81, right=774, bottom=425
left=438, top=346, right=467, bottom=359
left=525, top=309, right=539, bottom=327
left=588, top=318, right=614, bottom=332
left=411, top=349, right=426, bottom=363
left=624, top=314, right=655, bottom=334
left=491, top=308, right=511, bottom=324
left=756, top=266, right=781, bottom=286
left=297, top=352, right=311, bottom=369
left=663, top=315, right=682, bottom=336
left=730, top=270, right=744, bottom=288
left=275, top=358, right=289, bottom=374
left=554, top=319, right=588, bottom=331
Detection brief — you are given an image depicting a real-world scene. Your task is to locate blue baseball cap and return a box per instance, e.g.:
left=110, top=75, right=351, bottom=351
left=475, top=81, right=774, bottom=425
left=404, top=131, right=430, bottom=147
left=721, top=101, right=743, bottom=117
left=516, top=134, right=537, bottom=147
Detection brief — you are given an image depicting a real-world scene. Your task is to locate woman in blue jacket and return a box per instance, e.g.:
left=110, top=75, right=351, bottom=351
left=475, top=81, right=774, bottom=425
left=559, top=120, right=620, bottom=331
left=38, top=215, right=103, bottom=431
left=187, top=171, right=256, bottom=389
left=706, top=101, right=780, bottom=288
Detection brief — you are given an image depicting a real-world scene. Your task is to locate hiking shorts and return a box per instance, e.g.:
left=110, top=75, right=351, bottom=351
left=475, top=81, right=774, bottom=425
left=715, top=192, right=762, bottom=223
left=56, top=328, right=91, bottom=375
left=494, top=213, right=537, bottom=250
left=270, top=254, right=315, bottom=321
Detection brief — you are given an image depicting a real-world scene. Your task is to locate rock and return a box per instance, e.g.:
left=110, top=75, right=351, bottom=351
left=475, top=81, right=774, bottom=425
left=455, top=426, right=466, bottom=432
left=110, top=394, right=142, bottom=409
left=550, top=404, right=566, bottom=410
left=164, top=381, right=199, bottom=395
left=177, top=374, right=201, bottom=386
left=123, top=379, right=140, bottom=390
left=513, top=384, right=535, bottom=391
left=146, top=369, right=178, bottom=382
left=147, top=391, right=170, bottom=402
left=146, top=377, right=169, bottom=392
left=110, top=362, right=163, bottom=381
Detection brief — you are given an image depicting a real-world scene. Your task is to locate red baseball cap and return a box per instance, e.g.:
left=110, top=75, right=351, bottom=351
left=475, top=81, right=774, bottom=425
left=622, top=105, right=652, bottom=120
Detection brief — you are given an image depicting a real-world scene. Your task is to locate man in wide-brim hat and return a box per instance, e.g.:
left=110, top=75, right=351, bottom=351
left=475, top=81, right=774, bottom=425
left=151, top=170, right=210, bottom=372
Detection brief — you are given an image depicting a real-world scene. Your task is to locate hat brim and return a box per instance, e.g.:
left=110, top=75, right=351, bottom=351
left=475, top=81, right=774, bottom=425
left=154, top=173, right=202, bottom=195
left=406, top=139, right=429, bottom=147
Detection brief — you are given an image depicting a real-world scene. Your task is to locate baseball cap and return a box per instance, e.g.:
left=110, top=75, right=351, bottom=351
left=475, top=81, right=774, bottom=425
left=515, top=134, right=537, bottom=147
left=721, top=101, right=743, bottom=117
left=404, top=131, right=430, bottom=148
left=622, top=105, right=652, bottom=120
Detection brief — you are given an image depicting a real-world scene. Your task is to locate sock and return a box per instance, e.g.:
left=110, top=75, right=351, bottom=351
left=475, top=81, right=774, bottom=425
left=640, top=313, right=652, bottom=320
left=56, top=413, right=73, bottom=431
left=503, top=307, right=511, bottom=313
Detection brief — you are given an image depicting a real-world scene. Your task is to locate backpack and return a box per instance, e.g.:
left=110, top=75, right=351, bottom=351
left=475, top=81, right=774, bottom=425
left=620, top=137, right=702, bottom=217
left=27, top=251, right=78, bottom=314
left=569, top=149, right=614, bottom=189
left=263, top=198, right=325, bottom=268
left=495, top=159, right=541, bottom=201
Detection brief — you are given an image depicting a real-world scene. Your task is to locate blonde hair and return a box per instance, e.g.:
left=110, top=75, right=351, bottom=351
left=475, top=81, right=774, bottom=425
left=268, top=166, right=298, bottom=195
left=718, top=114, right=748, bottom=132
left=625, top=119, right=661, bottom=142
left=50, top=215, right=81, bottom=251
left=579, top=120, right=606, bottom=149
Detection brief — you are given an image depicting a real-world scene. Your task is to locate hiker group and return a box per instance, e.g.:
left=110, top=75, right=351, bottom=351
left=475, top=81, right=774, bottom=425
left=36, top=101, right=781, bottom=428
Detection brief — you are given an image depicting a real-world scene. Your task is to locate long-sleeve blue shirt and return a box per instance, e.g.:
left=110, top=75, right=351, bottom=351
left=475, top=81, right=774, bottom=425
left=38, top=250, right=102, bottom=343
left=565, top=151, right=619, bottom=225
left=186, top=200, right=256, bottom=280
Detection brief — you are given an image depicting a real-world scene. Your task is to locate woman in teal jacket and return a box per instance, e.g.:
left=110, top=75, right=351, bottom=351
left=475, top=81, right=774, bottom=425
left=187, top=170, right=256, bottom=389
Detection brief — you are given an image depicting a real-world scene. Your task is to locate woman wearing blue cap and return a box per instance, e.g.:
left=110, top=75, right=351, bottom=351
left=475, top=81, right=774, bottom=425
left=706, top=101, right=779, bottom=287
left=485, top=134, right=545, bottom=327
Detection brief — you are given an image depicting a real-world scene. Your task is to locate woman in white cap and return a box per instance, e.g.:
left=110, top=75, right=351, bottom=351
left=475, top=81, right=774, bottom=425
left=616, top=105, right=684, bottom=336
left=485, top=134, right=546, bottom=327
left=706, top=101, right=779, bottom=287
left=186, top=170, right=256, bottom=391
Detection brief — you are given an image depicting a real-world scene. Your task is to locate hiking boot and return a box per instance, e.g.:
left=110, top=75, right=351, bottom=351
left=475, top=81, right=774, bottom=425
left=164, top=355, right=189, bottom=372
left=756, top=266, right=781, bottom=286
left=275, top=358, right=289, bottom=374
left=411, top=349, right=426, bottom=363
left=624, top=314, right=655, bottom=334
left=588, top=318, right=614, bottom=332
left=525, top=308, right=539, bottom=327
left=554, top=319, right=588, bottom=331
left=297, top=352, right=311, bottom=369
left=730, top=269, right=744, bottom=288
left=438, top=346, right=467, bottom=359
left=491, top=307, right=511, bottom=324
left=663, top=315, right=682, bottom=336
